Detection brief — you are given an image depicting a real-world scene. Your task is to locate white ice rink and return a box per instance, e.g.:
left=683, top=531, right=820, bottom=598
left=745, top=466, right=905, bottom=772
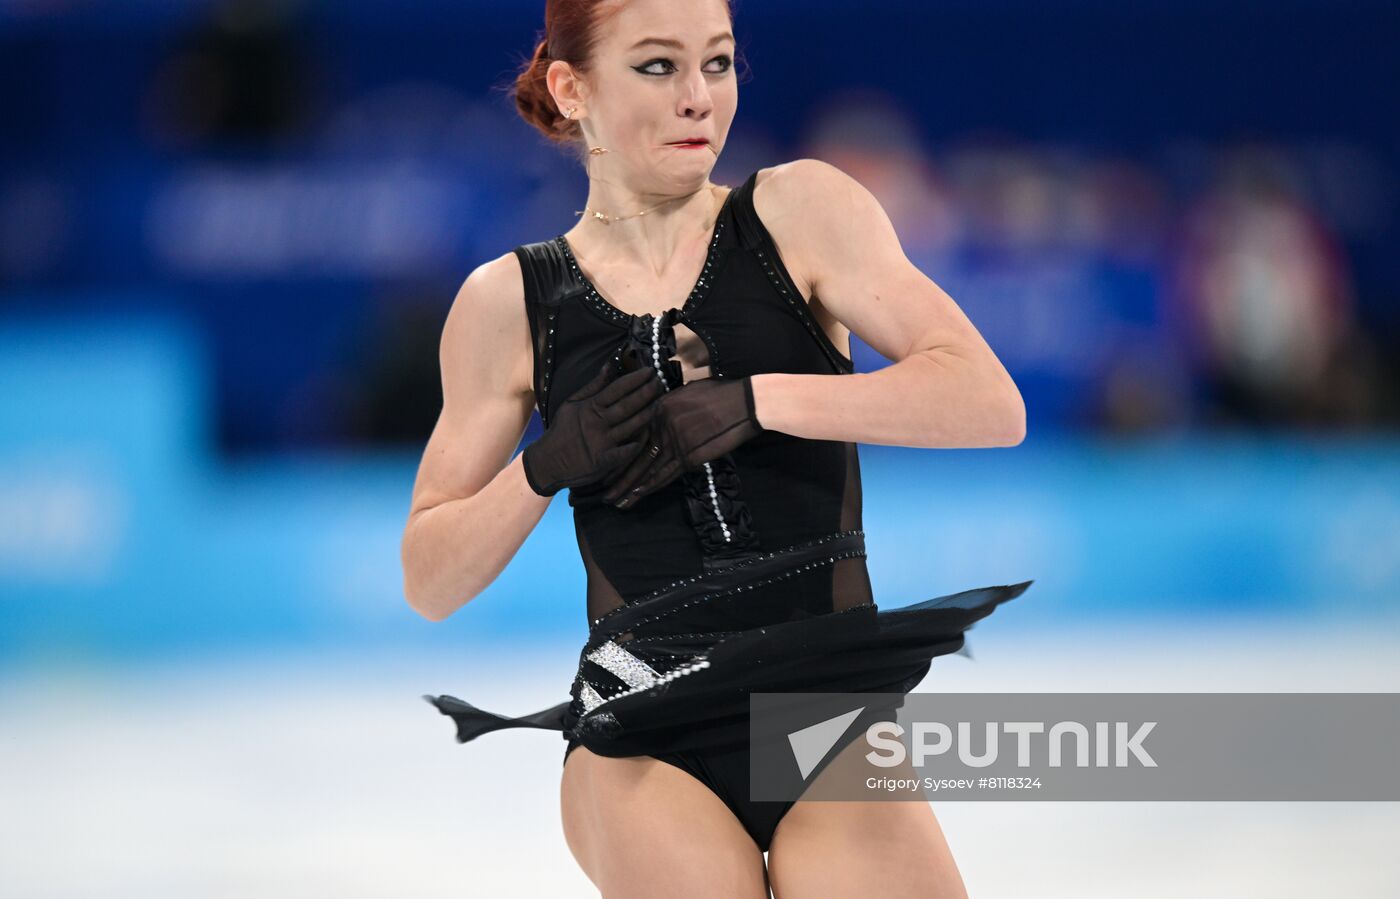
left=3, top=619, right=1399, bottom=898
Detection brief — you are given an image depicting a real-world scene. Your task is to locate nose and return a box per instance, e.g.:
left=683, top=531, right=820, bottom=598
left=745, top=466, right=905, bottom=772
left=676, top=68, right=714, bottom=120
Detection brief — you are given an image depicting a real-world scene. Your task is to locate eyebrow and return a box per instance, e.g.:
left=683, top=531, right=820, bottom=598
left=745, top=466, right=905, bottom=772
left=628, top=32, right=735, bottom=51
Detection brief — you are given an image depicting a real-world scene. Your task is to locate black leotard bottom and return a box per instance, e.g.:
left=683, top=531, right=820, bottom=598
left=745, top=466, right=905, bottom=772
left=564, top=739, right=793, bottom=853
left=561, top=708, right=888, bottom=855
left=427, top=532, right=1033, bottom=854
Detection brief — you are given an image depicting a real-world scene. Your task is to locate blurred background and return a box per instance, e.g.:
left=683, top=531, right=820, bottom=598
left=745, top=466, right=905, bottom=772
left=2, top=0, right=1398, bottom=896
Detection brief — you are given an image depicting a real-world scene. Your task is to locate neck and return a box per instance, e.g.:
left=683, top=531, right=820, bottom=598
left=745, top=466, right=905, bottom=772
left=568, top=178, right=721, bottom=276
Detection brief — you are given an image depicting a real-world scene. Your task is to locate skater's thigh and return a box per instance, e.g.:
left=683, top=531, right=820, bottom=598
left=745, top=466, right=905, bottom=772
left=561, top=746, right=768, bottom=899
left=767, top=732, right=969, bottom=898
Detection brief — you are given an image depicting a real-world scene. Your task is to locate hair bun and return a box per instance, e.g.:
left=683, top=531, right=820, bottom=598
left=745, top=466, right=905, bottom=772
left=513, top=36, right=576, bottom=144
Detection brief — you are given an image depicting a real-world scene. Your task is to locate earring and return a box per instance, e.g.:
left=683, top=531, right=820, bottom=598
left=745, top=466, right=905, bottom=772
left=562, top=107, right=607, bottom=155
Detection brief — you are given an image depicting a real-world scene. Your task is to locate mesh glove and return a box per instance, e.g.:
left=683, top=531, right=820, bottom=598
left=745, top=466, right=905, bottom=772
left=521, top=359, right=663, bottom=497
left=600, top=375, right=762, bottom=509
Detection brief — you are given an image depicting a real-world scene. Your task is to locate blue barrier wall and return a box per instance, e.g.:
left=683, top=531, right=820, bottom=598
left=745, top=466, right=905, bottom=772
left=2, top=313, right=1397, bottom=669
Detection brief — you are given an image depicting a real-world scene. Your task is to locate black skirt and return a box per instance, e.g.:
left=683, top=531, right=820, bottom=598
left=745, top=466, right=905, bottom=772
left=425, top=530, right=1032, bottom=759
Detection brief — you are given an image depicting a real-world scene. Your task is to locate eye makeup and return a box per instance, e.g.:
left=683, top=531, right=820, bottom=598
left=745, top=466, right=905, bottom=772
left=634, top=55, right=733, bottom=76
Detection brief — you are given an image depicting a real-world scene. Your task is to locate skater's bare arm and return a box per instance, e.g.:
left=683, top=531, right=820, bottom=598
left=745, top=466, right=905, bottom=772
left=749, top=159, right=1025, bottom=448
left=401, top=253, right=548, bottom=621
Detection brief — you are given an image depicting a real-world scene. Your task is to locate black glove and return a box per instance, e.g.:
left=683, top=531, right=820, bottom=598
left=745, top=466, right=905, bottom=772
left=521, top=359, right=663, bottom=497
left=600, top=375, right=763, bottom=509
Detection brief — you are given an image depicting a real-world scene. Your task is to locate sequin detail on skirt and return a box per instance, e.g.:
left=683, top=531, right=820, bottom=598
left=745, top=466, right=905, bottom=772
left=422, top=529, right=1034, bottom=758
left=585, top=640, right=662, bottom=690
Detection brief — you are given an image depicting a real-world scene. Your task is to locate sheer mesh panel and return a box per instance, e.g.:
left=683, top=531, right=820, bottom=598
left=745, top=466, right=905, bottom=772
left=832, top=442, right=873, bottom=612
left=526, top=299, right=552, bottom=426
left=576, top=527, right=626, bottom=623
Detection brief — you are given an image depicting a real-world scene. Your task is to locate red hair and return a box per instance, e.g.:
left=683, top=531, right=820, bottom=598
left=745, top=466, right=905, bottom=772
left=508, top=0, right=737, bottom=149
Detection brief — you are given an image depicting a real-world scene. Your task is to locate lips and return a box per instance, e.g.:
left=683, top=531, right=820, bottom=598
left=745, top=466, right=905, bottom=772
left=669, top=140, right=709, bottom=146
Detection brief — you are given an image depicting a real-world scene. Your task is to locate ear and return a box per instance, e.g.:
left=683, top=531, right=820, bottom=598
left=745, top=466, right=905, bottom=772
left=546, top=60, right=589, bottom=117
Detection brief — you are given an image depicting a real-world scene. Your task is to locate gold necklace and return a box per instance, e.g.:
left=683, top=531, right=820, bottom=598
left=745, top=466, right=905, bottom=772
left=575, top=184, right=714, bottom=225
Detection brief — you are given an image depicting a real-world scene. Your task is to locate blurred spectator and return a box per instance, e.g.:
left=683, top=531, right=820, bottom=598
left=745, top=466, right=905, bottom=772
left=142, top=0, right=320, bottom=150
left=798, top=89, right=961, bottom=258
left=1173, top=146, right=1381, bottom=428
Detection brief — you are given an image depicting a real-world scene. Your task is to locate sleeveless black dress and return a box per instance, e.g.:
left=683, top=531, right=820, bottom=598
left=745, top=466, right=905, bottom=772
left=425, top=167, right=1032, bottom=769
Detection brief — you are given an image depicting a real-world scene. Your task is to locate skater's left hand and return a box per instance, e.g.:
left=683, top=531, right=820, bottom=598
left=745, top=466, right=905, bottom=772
left=600, top=375, right=763, bottom=509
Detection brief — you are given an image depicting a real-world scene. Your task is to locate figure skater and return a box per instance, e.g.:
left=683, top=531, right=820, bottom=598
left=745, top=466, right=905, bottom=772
left=404, top=1, right=1032, bottom=895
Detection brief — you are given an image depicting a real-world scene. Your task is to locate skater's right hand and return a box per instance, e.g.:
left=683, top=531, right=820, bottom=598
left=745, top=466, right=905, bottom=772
left=521, top=358, right=663, bottom=497
left=598, top=373, right=763, bottom=509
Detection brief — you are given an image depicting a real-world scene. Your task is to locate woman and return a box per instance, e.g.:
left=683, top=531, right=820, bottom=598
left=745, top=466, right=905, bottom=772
left=404, top=0, right=1032, bottom=895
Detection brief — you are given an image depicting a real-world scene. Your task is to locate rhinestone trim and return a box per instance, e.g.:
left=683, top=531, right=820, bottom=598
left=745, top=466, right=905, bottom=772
left=681, top=457, right=758, bottom=564
left=753, top=245, right=853, bottom=375
left=702, top=464, right=731, bottom=542
left=645, top=314, right=733, bottom=545
left=625, top=629, right=744, bottom=644
left=591, top=529, right=865, bottom=627
left=579, top=681, right=606, bottom=713
left=601, top=547, right=868, bottom=635
left=651, top=316, right=667, bottom=383
left=586, top=639, right=662, bottom=690
left=569, top=598, right=880, bottom=724
left=576, top=657, right=713, bottom=719
left=554, top=218, right=727, bottom=329
left=567, top=531, right=872, bottom=725
left=572, top=572, right=879, bottom=724
left=539, top=307, right=558, bottom=427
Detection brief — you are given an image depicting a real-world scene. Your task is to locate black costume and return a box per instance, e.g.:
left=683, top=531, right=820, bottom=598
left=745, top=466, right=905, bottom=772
left=425, top=168, right=1032, bottom=852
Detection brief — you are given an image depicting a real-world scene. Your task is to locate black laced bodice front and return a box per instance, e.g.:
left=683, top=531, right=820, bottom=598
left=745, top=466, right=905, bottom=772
left=513, top=169, right=873, bottom=627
